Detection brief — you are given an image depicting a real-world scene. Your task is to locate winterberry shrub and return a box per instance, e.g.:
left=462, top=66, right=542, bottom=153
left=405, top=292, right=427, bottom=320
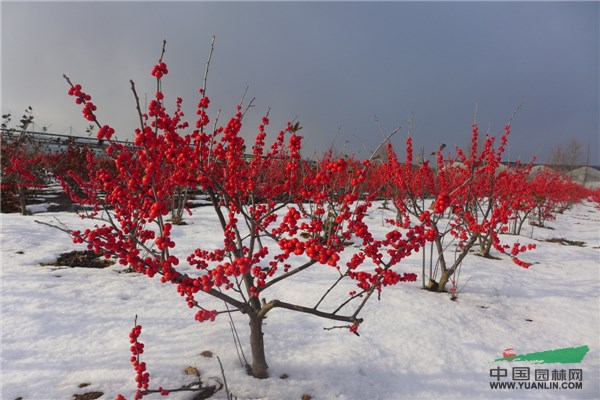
left=0, top=108, right=49, bottom=214
left=383, top=122, right=537, bottom=293
left=59, top=41, right=435, bottom=382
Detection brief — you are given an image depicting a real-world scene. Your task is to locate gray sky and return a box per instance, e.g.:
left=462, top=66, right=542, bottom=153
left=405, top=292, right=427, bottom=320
left=2, top=1, right=599, bottom=164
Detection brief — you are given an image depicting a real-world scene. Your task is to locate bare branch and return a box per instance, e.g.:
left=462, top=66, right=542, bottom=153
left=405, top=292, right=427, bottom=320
left=259, top=259, right=318, bottom=291
left=313, top=272, right=348, bottom=310
left=202, top=35, right=215, bottom=97
left=261, top=299, right=363, bottom=324
left=368, top=126, right=401, bottom=162
left=34, top=219, right=72, bottom=235
left=129, top=80, right=145, bottom=131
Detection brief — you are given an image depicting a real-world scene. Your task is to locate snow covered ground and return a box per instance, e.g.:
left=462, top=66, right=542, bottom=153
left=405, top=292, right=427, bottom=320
left=1, top=201, right=599, bottom=399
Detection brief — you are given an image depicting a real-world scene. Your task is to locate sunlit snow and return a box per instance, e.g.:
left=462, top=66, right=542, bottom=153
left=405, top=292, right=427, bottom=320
left=1, top=202, right=599, bottom=399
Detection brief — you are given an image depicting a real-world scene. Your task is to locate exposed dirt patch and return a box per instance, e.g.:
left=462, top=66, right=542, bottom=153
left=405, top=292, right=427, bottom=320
left=185, top=366, right=201, bottom=376
left=199, top=350, right=214, bottom=358
left=544, top=238, right=586, bottom=247
left=41, top=250, right=115, bottom=269
left=73, top=392, right=103, bottom=400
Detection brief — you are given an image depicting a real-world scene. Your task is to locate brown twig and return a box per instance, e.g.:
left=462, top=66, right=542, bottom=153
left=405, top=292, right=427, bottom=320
left=130, top=80, right=145, bottom=131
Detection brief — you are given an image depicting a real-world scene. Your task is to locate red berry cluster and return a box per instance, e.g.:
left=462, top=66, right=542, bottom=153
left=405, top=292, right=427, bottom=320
left=305, top=243, right=340, bottom=266
left=433, top=193, right=450, bottom=214
left=197, top=96, right=210, bottom=109
left=149, top=201, right=169, bottom=219
left=208, top=257, right=253, bottom=281
left=151, top=62, right=168, bottom=78
left=119, top=322, right=170, bottom=400
left=154, top=223, right=175, bottom=250
left=279, top=207, right=301, bottom=235
left=288, top=132, right=302, bottom=160
left=128, top=324, right=150, bottom=394
left=195, top=89, right=211, bottom=128
left=194, top=309, right=217, bottom=322
left=423, top=228, right=437, bottom=242
left=67, top=84, right=97, bottom=121
left=82, top=102, right=97, bottom=121
left=147, top=99, right=164, bottom=118
left=278, top=237, right=306, bottom=256
left=502, top=242, right=536, bottom=268
left=98, top=125, right=115, bottom=140
left=67, top=83, right=91, bottom=104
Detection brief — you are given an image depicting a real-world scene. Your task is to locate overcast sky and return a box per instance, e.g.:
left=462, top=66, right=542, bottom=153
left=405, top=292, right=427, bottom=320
left=2, top=1, right=599, bottom=164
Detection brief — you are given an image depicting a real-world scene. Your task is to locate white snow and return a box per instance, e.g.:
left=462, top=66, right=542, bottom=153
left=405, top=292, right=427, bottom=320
left=1, top=201, right=599, bottom=399
left=25, top=202, right=61, bottom=214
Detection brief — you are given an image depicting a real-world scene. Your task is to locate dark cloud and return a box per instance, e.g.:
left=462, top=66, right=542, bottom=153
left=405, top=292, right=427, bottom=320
left=2, top=1, right=598, bottom=163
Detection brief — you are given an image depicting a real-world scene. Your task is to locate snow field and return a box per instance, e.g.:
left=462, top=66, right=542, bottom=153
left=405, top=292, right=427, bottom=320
left=1, top=201, right=599, bottom=399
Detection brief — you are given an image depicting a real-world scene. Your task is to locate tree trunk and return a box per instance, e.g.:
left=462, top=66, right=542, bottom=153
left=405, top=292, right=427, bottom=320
left=479, top=234, right=494, bottom=258
left=18, top=185, right=27, bottom=215
left=435, top=268, right=451, bottom=292
left=515, top=210, right=532, bottom=235
left=428, top=234, right=479, bottom=292
left=248, top=313, right=269, bottom=379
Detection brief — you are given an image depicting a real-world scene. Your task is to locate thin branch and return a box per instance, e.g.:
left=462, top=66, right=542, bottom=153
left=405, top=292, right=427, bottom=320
left=332, top=287, right=369, bottom=315
left=34, top=219, right=71, bottom=235
left=262, top=299, right=362, bottom=324
left=324, top=324, right=354, bottom=332
left=158, top=39, right=167, bottom=62
left=130, top=80, right=145, bottom=131
left=506, top=103, right=523, bottom=128
left=216, top=356, right=232, bottom=400
left=205, top=287, right=249, bottom=312
left=259, top=259, right=318, bottom=291
left=239, top=85, right=250, bottom=110
left=221, top=297, right=249, bottom=368
left=368, top=126, right=401, bottom=162
left=313, top=269, right=348, bottom=310
left=351, top=283, right=380, bottom=319
left=202, top=35, right=215, bottom=98
left=240, top=97, right=256, bottom=120
left=140, top=377, right=223, bottom=397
